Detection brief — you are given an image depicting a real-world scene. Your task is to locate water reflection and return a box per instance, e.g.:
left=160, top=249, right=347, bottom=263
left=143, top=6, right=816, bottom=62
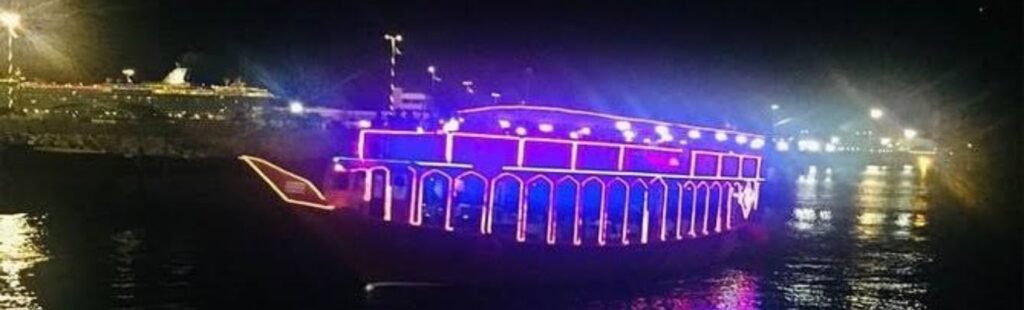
left=595, top=269, right=760, bottom=309
left=111, top=230, right=142, bottom=306
left=770, top=164, right=934, bottom=309
left=0, top=213, right=48, bottom=309
left=848, top=165, right=931, bottom=309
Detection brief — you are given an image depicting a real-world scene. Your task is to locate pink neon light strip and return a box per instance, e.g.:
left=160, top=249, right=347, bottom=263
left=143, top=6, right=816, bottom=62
left=714, top=184, right=722, bottom=233
left=456, top=105, right=765, bottom=138
left=444, top=133, right=454, bottom=163
left=502, top=166, right=764, bottom=182
left=517, top=139, right=525, bottom=166
left=359, top=128, right=689, bottom=156
left=407, top=167, right=419, bottom=226
left=572, top=184, right=583, bottom=246
left=650, top=179, right=669, bottom=242
left=620, top=182, right=633, bottom=245
left=617, top=146, right=625, bottom=171
left=675, top=183, right=685, bottom=240
left=238, top=155, right=334, bottom=210
left=334, top=157, right=473, bottom=169
left=453, top=131, right=686, bottom=153
left=725, top=183, right=735, bottom=230
left=640, top=186, right=650, bottom=244
left=689, top=183, right=698, bottom=237
left=570, top=143, right=579, bottom=170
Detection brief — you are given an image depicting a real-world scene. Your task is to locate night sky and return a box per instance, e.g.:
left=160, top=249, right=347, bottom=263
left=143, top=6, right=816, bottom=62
left=8, top=0, right=1022, bottom=133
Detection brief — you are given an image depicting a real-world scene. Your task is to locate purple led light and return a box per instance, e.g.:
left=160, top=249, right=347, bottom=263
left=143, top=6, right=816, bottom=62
left=688, top=129, right=701, bottom=139
left=622, top=130, right=637, bottom=142
left=357, top=119, right=372, bottom=129
left=442, top=118, right=460, bottom=132
left=569, top=132, right=580, bottom=139
left=538, top=123, right=554, bottom=133
left=735, top=135, right=748, bottom=144
left=578, top=127, right=592, bottom=135
left=615, top=120, right=632, bottom=131
left=498, top=119, right=512, bottom=129
left=515, top=126, right=528, bottom=136
left=715, top=131, right=728, bottom=142
left=750, top=138, right=765, bottom=149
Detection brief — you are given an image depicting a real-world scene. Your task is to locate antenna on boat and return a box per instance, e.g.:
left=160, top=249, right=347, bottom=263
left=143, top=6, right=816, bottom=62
left=522, top=67, right=533, bottom=104
left=384, top=33, right=403, bottom=111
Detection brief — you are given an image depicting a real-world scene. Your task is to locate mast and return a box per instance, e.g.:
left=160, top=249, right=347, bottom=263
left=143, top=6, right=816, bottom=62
left=383, top=33, right=403, bottom=110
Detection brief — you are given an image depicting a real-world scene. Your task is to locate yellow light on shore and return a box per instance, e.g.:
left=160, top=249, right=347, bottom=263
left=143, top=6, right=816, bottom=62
left=0, top=11, right=20, bottom=33
left=870, top=108, right=883, bottom=119
left=903, top=128, right=918, bottom=139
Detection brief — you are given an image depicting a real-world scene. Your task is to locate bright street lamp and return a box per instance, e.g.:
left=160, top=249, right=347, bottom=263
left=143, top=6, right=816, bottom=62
left=0, top=10, right=19, bottom=109
left=903, top=128, right=917, bottom=140
left=121, top=68, right=136, bottom=84
left=0, top=11, right=20, bottom=34
left=870, top=108, right=884, bottom=120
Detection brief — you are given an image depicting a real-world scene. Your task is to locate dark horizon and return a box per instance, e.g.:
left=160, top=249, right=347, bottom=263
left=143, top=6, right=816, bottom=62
left=5, top=1, right=1021, bottom=132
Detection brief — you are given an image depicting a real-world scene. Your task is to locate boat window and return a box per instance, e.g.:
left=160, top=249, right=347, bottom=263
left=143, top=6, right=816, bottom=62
left=681, top=184, right=697, bottom=237
left=579, top=180, right=604, bottom=246
left=372, top=174, right=386, bottom=199
left=491, top=177, right=523, bottom=238
left=390, top=172, right=411, bottom=224
left=419, top=173, right=451, bottom=229
left=693, top=154, right=719, bottom=176
left=605, top=180, right=628, bottom=245
left=554, top=179, right=579, bottom=245
left=625, top=182, right=646, bottom=245
left=707, top=184, right=723, bottom=234
left=453, top=174, right=487, bottom=234
left=647, top=181, right=667, bottom=243
left=720, top=156, right=741, bottom=177
left=665, top=183, right=682, bottom=241
left=368, top=170, right=390, bottom=219
left=524, top=178, right=553, bottom=243
left=695, top=183, right=711, bottom=235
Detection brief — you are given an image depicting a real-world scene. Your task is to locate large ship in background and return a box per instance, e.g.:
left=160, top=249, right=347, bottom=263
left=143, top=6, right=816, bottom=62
left=0, top=66, right=373, bottom=159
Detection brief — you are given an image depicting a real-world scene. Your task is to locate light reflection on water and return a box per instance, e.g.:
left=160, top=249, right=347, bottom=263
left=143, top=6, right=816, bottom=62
left=0, top=213, right=48, bottom=309
left=777, top=164, right=932, bottom=309
left=570, top=164, right=935, bottom=309
left=0, top=162, right=940, bottom=308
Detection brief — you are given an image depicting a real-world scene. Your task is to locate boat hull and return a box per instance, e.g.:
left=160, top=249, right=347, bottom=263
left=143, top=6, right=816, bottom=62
left=293, top=207, right=747, bottom=286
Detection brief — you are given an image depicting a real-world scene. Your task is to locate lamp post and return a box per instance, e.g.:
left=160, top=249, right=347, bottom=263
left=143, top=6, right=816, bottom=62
left=427, top=65, right=440, bottom=94
left=0, top=10, right=19, bottom=109
left=490, top=92, right=501, bottom=104
left=383, top=33, right=403, bottom=110
left=0, top=11, right=19, bottom=79
left=122, top=68, right=136, bottom=84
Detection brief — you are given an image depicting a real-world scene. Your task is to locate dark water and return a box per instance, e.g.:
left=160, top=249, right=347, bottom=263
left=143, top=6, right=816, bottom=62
left=0, top=153, right=1018, bottom=309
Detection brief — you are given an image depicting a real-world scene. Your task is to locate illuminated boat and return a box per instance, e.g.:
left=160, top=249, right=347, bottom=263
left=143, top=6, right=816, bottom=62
left=240, top=104, right=766, bottom=286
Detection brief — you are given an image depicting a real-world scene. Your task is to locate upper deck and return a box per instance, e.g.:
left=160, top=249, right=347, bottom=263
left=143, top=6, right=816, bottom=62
left=356, top=104, right=765, bottom=181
